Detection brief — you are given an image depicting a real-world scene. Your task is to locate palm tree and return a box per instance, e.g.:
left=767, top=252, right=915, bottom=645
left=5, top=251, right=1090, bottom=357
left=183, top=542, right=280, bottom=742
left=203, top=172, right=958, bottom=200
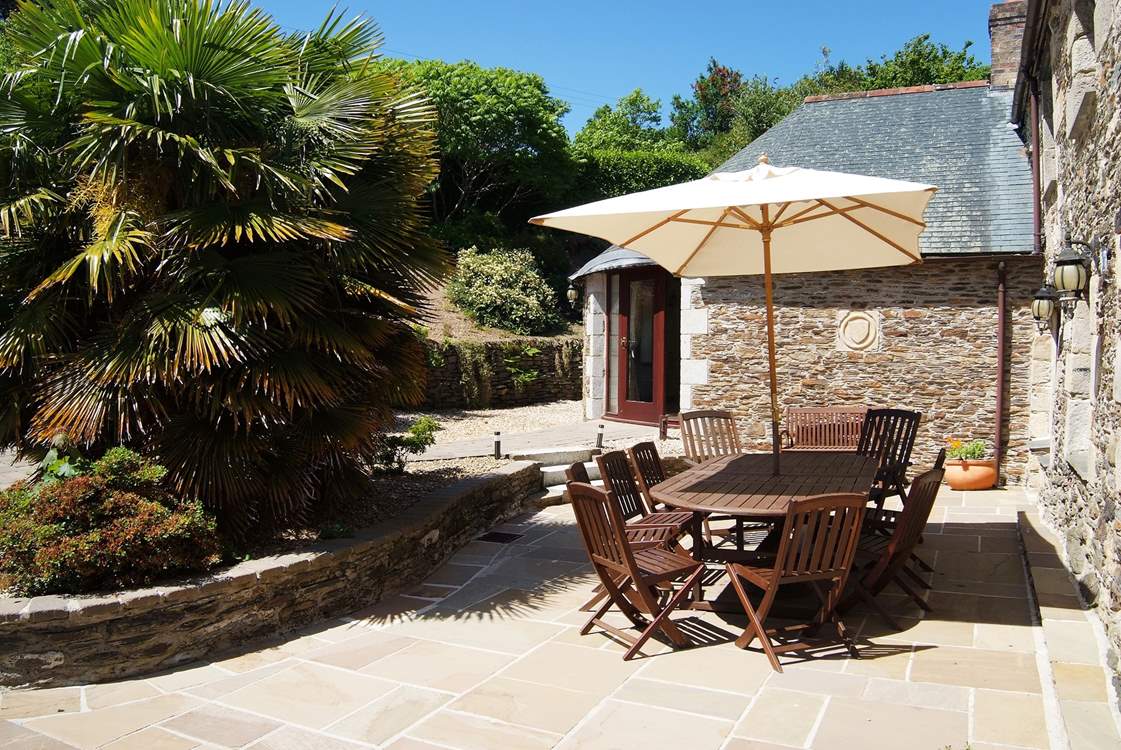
left=0, top=0, right=446, bottom=534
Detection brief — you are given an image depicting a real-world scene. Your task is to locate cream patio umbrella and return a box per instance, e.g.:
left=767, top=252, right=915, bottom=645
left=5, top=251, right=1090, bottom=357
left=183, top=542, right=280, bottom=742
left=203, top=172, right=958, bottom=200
left=530, top=155, right=936, bottom=473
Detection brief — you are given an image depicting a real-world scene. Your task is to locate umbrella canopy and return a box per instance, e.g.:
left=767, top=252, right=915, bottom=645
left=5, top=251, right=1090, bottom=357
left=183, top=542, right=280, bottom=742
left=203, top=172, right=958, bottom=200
left=531, top=156, right=936, bottom=472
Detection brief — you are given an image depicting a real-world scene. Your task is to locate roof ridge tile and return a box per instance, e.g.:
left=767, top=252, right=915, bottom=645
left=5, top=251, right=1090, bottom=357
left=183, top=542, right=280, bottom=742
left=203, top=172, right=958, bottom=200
left=803, top=79, right=991, bottom=104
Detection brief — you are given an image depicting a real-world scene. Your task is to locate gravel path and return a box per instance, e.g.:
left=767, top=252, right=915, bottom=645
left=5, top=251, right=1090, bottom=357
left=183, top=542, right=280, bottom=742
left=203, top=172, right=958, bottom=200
left=396, top=400, right=586, bottom=445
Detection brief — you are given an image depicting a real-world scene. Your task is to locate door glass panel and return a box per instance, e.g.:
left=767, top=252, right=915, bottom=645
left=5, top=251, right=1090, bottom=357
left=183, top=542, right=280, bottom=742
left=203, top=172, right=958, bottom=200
left=626, top=279, right=655, bottom=403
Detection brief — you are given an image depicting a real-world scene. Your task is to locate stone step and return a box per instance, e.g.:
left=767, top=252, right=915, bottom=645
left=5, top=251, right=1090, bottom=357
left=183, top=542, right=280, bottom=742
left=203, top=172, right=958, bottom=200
left=511, top=446, right=601, bottom=466
left=1016, top=511, right=1121, bottom=750
left=540, top=460, right=599, bottom=487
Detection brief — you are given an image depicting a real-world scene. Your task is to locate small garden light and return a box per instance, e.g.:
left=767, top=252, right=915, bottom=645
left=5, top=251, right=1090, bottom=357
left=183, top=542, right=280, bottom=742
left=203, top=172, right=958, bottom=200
left=1030, top=284, right=1058, bottom=333
left=566, top=283, right=580, bottom=308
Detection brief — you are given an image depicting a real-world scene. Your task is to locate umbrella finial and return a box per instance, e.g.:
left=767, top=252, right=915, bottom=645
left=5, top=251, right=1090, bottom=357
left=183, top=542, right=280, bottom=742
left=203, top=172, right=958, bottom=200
left=758, top=153, right=770, bottom=165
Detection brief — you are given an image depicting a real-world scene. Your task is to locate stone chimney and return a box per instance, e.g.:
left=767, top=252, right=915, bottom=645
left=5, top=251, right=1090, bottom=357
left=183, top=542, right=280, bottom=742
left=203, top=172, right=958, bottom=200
left=989, top=1, right=1028, bottom=89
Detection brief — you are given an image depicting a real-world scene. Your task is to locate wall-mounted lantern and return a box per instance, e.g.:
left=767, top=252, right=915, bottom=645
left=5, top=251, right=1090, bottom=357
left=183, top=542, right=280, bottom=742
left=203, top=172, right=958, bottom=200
left=1053, top=233, right=1109, bottom=315
left=566, top=283, right=580, bottom=309
left=1031, top=284, right=1058, bottom=333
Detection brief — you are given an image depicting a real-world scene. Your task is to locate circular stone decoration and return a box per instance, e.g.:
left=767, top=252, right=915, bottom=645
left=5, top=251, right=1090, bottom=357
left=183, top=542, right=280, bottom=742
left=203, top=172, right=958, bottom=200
left=836, top=310, right=881, bottom=352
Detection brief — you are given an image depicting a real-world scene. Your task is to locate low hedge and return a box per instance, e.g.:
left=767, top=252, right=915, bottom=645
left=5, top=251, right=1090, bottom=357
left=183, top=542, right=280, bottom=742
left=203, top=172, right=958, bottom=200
left=0, top=448, right=221, bottom=595
left=577, top=148, right=710, bottom=200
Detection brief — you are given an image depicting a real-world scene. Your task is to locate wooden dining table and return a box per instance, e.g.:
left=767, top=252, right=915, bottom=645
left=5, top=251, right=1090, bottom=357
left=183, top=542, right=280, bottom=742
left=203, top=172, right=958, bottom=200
left=651, top=451, right=880, bottom=566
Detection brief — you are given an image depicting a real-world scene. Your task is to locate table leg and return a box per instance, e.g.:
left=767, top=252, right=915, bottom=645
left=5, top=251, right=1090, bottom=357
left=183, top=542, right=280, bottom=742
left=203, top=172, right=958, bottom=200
left=692, top=512, right=705, bottom=602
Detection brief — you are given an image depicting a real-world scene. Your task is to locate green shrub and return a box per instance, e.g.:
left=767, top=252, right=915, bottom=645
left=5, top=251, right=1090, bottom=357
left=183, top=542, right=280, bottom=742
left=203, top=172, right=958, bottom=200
left=577, top=148, right=710, bottom=200
left=945, top=438, right=987, bottom=461
left=447, top=247, right=564, bottom=335
left=373, top=417, right=442, bottom=474
left=0, top=448, right=221, bottom=595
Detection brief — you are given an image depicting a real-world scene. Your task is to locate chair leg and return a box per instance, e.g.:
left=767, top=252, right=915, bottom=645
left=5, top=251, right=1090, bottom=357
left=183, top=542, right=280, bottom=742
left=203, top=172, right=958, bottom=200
left=911, top=552, right=935, bottom=573
left=893, top=575, right=932, bottom=612
left=901, top=564, right=931, bottom=590
left=856, top=584, right=903, bottom=631
left=622, top=568, right=704, bottom=660
left=725, top=565, right=782, bottom=672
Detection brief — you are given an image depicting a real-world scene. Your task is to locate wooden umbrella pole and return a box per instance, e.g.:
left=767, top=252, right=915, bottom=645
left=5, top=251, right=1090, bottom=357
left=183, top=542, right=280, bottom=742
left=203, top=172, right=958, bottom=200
left=762, top=227, right=781, bottom=475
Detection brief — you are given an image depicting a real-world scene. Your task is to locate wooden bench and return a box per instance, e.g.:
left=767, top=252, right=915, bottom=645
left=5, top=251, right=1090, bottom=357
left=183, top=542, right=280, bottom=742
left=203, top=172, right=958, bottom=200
left=780, top=406, right=868, bottom=452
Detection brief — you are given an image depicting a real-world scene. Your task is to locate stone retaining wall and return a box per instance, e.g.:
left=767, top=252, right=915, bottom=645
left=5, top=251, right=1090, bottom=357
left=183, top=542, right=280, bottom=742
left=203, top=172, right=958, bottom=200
left=424, top=337, right=581, bottom=408
left=0, top=461, right=542, bottom=688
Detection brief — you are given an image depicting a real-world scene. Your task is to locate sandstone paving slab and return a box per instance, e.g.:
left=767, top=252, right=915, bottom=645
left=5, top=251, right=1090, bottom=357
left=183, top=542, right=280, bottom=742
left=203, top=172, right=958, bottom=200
left=612, top=677, right=753, bottom=720
left=972, top=622, right=1036, bottom=652
left=183, top=662, right=294, bottom=701
left=450, top=676, right=601, bottom=735
left=762, top=668, right=868, bottom=698
left=161, top=704, right=282, bottom=747
left=101, top=727, right=208, bottom=749
left=84, top=680, right=162, bottom=710
left=407, top=709, right=560, bottom=750
left=909, top=645, right=1041, bottom=692
left=24, top=694, right=200, bottom=749
left=221, top=662, right=397, bottom=729
left=723, top=739, right=803, bottom=750
left=734, top=687, right=826, bottom=747
left=384, top=611, right=564, bottom=654
left=1041, top=619, right=1102, bottom=664
left=811, top=695, right=968, bottom=750
left=1051, top=662, right=1111, bottom=702
left=1060, top=699, right=1121, bottom=750
left=382, top=739, right=447, bottom=750
left=247, top=725, right=370, bottom=749
left=972, top=689, right=1048, bottom=749
left=559, top=698, right=732, bottom=750
left=147, top=664, right=235, bottom=692
left=359, top=639, right=514, bottom=692
left=0, top=688, right=81, bottom=720
left=326, top=685, right=450, bottom=746
left=500, top=642, right=643, bottom=695
left=634, top=639, right=773, bottom=694
left=306, top=631, right=418, bottom=670
left=859, top=677, right=970, bottom=712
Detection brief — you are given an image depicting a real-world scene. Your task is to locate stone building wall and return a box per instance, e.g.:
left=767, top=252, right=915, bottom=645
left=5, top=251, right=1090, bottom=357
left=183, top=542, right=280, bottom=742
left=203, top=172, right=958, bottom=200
left=0, top=462, right=543, bottom=688
left=1024, top=0, right=1121, bottom=683
left=683, top=255, right=1044, bottom=483
left=423, top=337, right=581, bottom=409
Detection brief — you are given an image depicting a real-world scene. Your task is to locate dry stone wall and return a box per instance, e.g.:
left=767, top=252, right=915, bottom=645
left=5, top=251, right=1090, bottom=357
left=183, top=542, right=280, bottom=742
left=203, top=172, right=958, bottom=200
left=685, top=255, right=1042, bottom=483
left=0, top=462, right=542, bottom=688
left=424, top=337, right=581, bottom=409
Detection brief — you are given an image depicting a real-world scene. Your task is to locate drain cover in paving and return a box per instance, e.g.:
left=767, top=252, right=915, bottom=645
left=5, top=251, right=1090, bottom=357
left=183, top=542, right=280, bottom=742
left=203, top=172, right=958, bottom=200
left=477, top=531, right=524, bottom=544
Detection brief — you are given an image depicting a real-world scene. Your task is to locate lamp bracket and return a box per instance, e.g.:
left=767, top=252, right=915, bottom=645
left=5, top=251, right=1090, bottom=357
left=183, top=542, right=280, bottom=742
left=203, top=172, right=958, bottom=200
left=1065, top=233, right=1111, bottom=279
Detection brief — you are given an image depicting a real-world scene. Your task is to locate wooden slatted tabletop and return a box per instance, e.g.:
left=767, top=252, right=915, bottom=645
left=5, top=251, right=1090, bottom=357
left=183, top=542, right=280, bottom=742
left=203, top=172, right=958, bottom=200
left=651, top=451, right=879, bottom=518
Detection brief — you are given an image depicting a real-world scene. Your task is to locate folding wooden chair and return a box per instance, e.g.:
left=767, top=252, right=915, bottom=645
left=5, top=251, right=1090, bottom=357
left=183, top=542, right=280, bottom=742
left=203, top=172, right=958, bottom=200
left=863, top=450, right=945, bottom=575
left=679, top=409, right=743, bottom=463
left=568, top=481, right=705, bottom=660
left=595, top=450, right=692, bottom=537
left=846, top=467, right=945, bottom=629
left=565, top=461, right=678, bottom=548
left=857, top=408, right=921, bottom=507
left=724, top=493, right=867, bottom=672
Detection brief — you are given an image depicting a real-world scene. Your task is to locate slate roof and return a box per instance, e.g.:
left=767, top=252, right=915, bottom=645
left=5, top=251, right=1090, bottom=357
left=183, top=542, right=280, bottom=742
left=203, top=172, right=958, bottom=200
left=720, top=84, right=1033, bottom=255
left=573, top=83, right=1033, bottom=278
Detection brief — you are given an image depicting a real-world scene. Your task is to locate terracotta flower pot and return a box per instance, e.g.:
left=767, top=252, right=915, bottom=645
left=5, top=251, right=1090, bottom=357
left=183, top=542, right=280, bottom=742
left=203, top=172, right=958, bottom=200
left=944, top=459, right=997, bottom=490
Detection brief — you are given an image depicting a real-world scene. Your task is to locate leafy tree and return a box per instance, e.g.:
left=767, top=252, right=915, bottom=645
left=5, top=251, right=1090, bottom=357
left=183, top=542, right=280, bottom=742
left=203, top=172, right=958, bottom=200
left=385, top=59, right=573, bottom=223
left=669, top=58, right=746, bottom=150
left=573, top=88, right=682, bottom=153
left=0, top=0, right=446, bottom=535
left=860, top=35, right=988, bottom=88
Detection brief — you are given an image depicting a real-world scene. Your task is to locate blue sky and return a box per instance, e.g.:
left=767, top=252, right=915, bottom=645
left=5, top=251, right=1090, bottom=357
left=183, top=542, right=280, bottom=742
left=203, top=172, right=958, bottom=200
left=259, top=0, right=995, bottom=133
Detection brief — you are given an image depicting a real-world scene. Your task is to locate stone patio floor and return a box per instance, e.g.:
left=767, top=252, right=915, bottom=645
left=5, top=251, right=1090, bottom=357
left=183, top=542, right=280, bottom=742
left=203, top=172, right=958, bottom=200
left=2, top=486, right=1118, bottom=749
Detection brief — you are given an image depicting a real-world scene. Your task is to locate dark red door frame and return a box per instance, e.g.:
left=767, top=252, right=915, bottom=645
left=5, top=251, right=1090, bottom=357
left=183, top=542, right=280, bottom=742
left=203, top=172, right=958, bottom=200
left=613, top=268, right=666, bottom=424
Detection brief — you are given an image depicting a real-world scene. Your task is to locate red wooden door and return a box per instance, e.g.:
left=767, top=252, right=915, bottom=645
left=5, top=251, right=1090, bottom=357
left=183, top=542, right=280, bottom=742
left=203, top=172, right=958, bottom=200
left=616, top=269, right=665, bottom=423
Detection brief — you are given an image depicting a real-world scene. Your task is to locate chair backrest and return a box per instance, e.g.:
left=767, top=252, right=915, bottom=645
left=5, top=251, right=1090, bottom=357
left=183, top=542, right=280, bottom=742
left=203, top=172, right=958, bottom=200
left=565, top=461, right=590, bottom=484
left=785, top=406, right=867, bottom=451
left=772, top=493, right=867, bottom=583
left=679, top=409, right=743, bottom=462
left=595, top=450, right=648, bottom=522
left=627, top=442, right=666, bottom=512
left=857, top=409, right=922, bottom=468
left=567, top=481, right=638, bottom=578
left=862, top=467, right=944, bottom=594
left=933, top=448, right=947, bottom=470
